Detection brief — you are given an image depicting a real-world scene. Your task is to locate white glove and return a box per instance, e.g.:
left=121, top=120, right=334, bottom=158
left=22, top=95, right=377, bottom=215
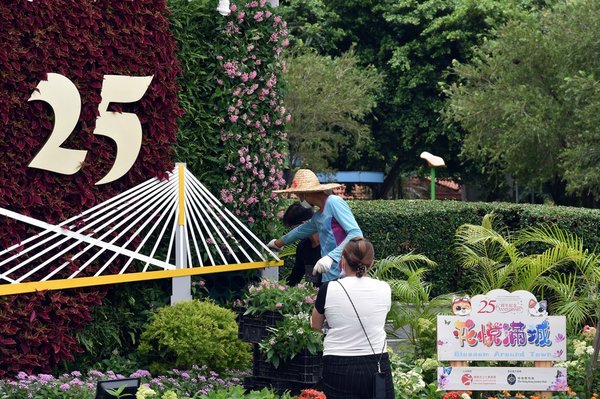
left=267, top=239, right=281, bottom=252
left=313, top=256, right=333, bottom=275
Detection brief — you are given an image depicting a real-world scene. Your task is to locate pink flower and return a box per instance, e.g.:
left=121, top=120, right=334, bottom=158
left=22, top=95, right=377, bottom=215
left=229, top=115, right=239, bottom=122
left=230, top=4, right=237, bottom=11
left=275, top=302, right=283, bottom=308
left=282, top=38, right=289, bottom=47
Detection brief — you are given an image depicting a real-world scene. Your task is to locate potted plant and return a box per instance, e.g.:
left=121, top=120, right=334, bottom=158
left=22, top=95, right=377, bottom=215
left=258, top=311, right=323, bottom=372
left=235, top=279, right=317, bottom=343
left=237, top=280, right=323, bottom=393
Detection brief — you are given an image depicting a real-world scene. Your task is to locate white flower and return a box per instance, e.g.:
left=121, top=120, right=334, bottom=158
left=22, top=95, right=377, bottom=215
left=136, top=385, right=157, bottom=399
left=461, top=393, right=471, bottom=399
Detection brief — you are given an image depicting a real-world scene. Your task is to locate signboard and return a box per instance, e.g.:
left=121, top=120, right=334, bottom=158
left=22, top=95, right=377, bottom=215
left=437, top=314, right=567, bottom=361
left=437, top=290, right=567, bottom=361
left=437, top=367, right=567, bottom=391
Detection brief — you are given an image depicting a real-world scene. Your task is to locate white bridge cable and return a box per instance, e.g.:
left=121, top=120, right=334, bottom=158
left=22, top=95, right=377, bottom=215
left=141, top=196, right=178, bottom=273
left=70, top=178, right=179, bottom=279
left=0, top=164, right=281, bottom=289
left=0, top=207, right=175, bottom=272
left=162, top=197, right=180, bottom=268
left=0, top=176, right=165, bottom=270
left=186, top=174, right=241, bottom=263
left=96, top=184, right=179, bottom=277
left=183, top=178, right=231, bottom=265
left=11, top=178, right=178, bottom=283
left=186, top=172, right=279, bottom=261
left=119, top=194, right=178, bottom=275
left=4, top=178, right=176, bottom=283
left=0, top=176, right=163, bottom=259
left=185, top=174, right=251, bottom=263
left=183, top=197, right=213, bottom=266
left=40, top=180, right=177, bottom=281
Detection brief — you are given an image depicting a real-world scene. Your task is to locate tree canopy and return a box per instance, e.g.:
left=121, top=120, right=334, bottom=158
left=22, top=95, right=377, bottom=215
left=446, top=0, right=600, bottom=203
left=326, top=0, right=544, bottom=198
left=283, top=50, right=383, bottom=171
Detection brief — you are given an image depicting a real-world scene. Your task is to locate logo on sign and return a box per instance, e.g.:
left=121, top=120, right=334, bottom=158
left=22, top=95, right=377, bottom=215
left=507, top=374, right=516, bottom=385
left=461, top=374, right=473, bottom=386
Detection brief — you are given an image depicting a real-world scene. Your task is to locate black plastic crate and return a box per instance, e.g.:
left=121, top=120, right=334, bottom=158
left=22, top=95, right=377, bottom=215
left=237, top=311, right=283, bottom=343
left=243, top=376, right=319, bottom=396
left=252, top=348, right=322, bottom=383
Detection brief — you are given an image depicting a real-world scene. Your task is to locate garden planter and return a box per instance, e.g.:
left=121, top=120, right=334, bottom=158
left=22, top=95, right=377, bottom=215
left=252, top=347, right=323, bottom=384
left=237, top=310, right=284, bottom=343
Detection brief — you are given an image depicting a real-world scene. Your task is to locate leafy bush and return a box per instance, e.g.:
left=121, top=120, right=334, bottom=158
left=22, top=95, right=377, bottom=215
left=138, top=300, right=251, bottom=374
left=349, top=199, right=600, bottom=296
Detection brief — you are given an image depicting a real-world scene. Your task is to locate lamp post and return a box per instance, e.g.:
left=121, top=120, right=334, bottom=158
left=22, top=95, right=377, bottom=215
left=419, top=151, right=445, bottom=200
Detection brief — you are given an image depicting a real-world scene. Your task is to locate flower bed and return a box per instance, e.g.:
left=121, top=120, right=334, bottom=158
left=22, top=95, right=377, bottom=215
left=0, top=367, right=245, bottom=399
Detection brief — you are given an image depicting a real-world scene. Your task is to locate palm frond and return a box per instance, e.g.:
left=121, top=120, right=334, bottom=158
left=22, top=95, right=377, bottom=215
left=516, top=224, right=584, bottom=253
left=554, top=299, right=595, bottom=334
left=514, top=244, right=583, bottom=292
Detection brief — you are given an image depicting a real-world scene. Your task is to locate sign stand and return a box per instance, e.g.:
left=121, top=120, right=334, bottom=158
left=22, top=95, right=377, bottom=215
left=437, top=290, right=567, bottom=396
left=534, top=361, right=553, bottom=399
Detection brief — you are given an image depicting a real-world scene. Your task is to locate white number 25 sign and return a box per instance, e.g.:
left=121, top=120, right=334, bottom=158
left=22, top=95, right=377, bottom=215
left=28, top=73, right=153, bottom=185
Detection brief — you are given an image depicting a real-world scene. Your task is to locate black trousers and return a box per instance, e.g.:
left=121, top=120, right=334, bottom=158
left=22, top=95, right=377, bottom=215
left=322, top=352, right=394, bottom=399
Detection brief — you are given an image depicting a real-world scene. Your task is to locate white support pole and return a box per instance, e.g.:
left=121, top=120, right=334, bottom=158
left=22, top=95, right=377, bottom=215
left=261, top=264, right=279, bottom=281
left=171, top=163, right=192, bottom=304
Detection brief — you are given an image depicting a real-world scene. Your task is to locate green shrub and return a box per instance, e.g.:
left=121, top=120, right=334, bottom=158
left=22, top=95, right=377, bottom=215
left=349, top=199, right=600, bottom=296
left=138, top=299, right=251, bottom=374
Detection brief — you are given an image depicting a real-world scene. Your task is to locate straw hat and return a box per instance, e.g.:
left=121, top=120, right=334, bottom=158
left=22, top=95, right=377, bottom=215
left=273, top=169, right=341, bottom=193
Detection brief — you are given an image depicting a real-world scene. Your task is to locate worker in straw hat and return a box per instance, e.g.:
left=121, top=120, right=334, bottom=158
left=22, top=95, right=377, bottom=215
left=268, top=169, right=363, bottom=282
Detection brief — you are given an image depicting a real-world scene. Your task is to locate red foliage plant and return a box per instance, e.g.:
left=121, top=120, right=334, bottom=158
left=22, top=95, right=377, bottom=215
left=0, top=0, right=182, bottom=375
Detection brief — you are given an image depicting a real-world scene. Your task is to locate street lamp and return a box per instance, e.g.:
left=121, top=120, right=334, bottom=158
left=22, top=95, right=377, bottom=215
left=419, top=151, right=445, bottom=200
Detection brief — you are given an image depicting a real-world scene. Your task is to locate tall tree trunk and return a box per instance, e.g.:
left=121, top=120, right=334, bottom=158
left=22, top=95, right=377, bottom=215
left=373, top=157, right=403, bottom=199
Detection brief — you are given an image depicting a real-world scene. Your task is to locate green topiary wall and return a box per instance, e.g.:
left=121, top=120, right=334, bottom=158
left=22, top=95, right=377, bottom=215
left=349, top=200, right=600, bottom=296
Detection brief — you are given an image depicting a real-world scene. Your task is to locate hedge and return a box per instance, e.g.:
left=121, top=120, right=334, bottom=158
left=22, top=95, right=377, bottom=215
left=348, top=200, right=600, bottom=296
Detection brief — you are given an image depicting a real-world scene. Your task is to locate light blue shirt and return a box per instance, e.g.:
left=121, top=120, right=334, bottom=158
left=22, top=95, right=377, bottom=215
left=282, top=195, right=362, bottom=281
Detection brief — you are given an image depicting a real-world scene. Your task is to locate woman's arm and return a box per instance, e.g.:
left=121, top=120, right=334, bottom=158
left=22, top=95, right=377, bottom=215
left=311, top=308, right=325, bottom=332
